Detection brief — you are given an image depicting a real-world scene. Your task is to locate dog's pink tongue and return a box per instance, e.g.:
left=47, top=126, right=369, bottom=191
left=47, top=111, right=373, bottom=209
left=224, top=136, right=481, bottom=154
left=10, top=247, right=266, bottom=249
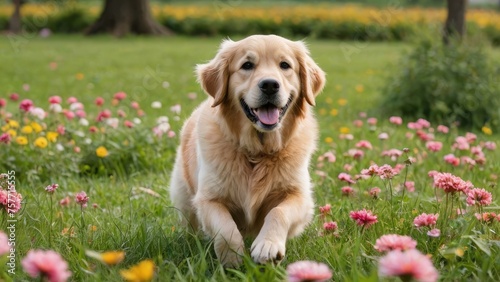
left=255, top=106, right=280, bottom=125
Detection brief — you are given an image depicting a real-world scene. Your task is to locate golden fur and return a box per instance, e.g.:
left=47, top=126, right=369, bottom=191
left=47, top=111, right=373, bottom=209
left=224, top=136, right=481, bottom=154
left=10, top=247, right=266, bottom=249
left=169, top=35, right=326, bottom=267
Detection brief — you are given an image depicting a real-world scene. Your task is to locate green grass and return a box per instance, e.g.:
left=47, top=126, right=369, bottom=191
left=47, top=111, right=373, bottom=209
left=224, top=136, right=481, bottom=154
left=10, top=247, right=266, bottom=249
left=1, top=35, right=500, bottom=281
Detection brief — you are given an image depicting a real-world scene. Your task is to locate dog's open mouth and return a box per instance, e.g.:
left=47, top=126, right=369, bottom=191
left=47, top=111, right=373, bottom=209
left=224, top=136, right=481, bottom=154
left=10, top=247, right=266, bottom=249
left=240, top=97, right=292, bottom=131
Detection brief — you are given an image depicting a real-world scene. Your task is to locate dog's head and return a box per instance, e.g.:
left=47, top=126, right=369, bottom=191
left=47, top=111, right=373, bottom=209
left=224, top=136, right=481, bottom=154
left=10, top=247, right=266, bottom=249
left=197, top=35, right=325, bottom=132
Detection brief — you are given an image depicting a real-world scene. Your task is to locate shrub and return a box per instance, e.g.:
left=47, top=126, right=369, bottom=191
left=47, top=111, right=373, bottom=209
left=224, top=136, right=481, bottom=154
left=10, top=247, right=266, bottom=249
left=379, top=36, right=500, bottom=129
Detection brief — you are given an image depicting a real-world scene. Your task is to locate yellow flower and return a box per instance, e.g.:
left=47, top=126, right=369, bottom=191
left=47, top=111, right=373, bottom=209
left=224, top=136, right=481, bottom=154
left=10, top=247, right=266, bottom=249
left=102, top=251, right=125, bottom=265
left=8, top=120, right=19, bottom=129
left=340, top=127, right=350, bottom=134
left=482, top=126, right=492, bottom=135
left=7, top=129, right=17, bottom=137
left=96, top=146, right=109, bottom=158
left=34, top=137, right=48, bottom=148
left=47, top=131, right=58, bottom=142
left=75, top=73, right=85, bottom=80
left=16, top=136, right=28, bottom=145
left=325, top=97, right=333, bottom=104
left=1, top=124, right=9, bottom=132
left=355, top=84, right=364, bottom=93
left=30, top=121, right=43, bottom=133
left=318, top=108, right=327, bottom=116
left=337, top=98, right=348, bottom=106
left=21, top=125, right=33, bottom=134
left=324, top=137, right=333, bottom=143
left=120, top=259, right=155, bottom=282
left=329, top=109, right=338, bottom=116
left=86, top=250, right=126, bottom=266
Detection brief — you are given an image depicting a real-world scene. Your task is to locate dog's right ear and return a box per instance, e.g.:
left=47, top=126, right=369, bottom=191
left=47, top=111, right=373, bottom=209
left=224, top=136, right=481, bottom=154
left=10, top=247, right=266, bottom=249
left=196, top=39, right=235, bottom=107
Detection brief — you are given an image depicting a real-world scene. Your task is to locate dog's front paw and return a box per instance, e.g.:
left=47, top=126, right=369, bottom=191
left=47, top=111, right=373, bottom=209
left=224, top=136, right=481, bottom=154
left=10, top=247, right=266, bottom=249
left=250, top=237, right=286, bottom=264
left=214, top=236, right=245, bottom=268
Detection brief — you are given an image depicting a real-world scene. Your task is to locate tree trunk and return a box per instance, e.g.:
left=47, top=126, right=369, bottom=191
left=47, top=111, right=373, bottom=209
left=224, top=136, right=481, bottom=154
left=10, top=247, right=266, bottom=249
left=9, top=0, right=23, bottom=34
left=443, top=0, right=467, bottom=44
left=85, top=0, right=172, bottom=37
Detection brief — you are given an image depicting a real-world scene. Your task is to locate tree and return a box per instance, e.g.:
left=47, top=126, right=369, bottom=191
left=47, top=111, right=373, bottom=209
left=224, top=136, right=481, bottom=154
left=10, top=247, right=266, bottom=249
left=443, top=0, right=467, bottom=44
left=9, top=0, right=24, bottom=34
left=85, top=0, right=172, bottom=37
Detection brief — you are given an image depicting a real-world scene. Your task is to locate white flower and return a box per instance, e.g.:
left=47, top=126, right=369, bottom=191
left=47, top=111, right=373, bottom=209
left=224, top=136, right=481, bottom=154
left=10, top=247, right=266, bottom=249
left=157, top=116, right=169, bottom=124
left=378, top=132, right=389, bottom=140
left=29, top=107, right=46, bottom=120
left=157, top=123, right=170, bottom=133
left=162, top=81, right=170, bottom=88
left=56, top=143, right=64, bottom=151
left=84, top=138, right=92, bottom=144
left=170, top=104, right=181, bottom=115
left=151, top=101, right=162, bottom=109
left=49, top=104, right=62, bottom=113
left=133, top=118, right=141, bottom=124
left=79, top=118, right=89, bottom=126
left=69, top=102, right=84, bottom=111
left=74, top=131, right=85, bottom=137
left=106, top=118, right=119, bottom=129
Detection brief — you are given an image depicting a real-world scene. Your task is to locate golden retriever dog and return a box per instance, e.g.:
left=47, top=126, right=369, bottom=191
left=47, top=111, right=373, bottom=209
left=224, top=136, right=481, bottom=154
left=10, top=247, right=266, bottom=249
left=169, top=34, right=325, bottom=267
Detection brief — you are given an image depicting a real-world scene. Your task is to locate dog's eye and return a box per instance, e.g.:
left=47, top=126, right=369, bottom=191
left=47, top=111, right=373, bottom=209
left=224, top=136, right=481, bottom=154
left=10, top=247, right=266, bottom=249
left=241, top=62, right=254, bottom=70
left=280, top=62, right=291, bottom=70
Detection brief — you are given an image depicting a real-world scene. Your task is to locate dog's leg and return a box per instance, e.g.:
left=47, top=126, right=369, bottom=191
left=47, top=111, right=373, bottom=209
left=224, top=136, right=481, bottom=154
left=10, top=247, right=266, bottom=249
left=195, top=199, right=245, bottom=268
left=250, top=192, right=313, bottom=264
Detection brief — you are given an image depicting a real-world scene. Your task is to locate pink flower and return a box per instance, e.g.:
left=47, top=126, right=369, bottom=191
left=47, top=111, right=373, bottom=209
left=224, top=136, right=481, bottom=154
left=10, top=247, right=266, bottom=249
left=389, top=116, right=403, bottom=125
left=356, top=140, right=372, bottom=150
left=9, top=93, right=19, bottom=101
left=433, top=172, right=472, bottom=193
left=443, top=154, right=460, bottom=166
left=341, top=186, right=355, bottom=196
left=338, top=172, right=356, bottom=184
left=286, top=260, right=333, bottom=282
left=63, top=111, right=75, bottom=121
left=171, top=104, right=182, bottom=115
left=361, top=164, right=379, bottom=176
left=319, top=204, right=331, bottom=215
left=436, top=125, right=449, bottom=134
left=0, top=98, right=6, bottom=108
left=0, top=190, right=22, bottom=214
left=45, top=184, right=58, bottom=194
left=95, top=97, right=105, bottom=106
left=427, top=170, right=439, bottom=178
left=359, top=112, right=367, bottom=118
left=475, top=212, right=498, bottom=223
left=353, top=119, right=363, bottom=127
left=367, top=117, right=377, bottom=125
left=416, top=118, right=431, bottom=128
left=453, top=136, right=470, bottom=151
left=378, top=249, right=439, bottom=282
left=346, top=149, right=364, bottom=159
left=377, top=164, right=398, bottom=180
left=19, top=99, right=34, bottom=112
left=318, top=151, right=336, bottom=163
left=114, top=91, right=127, bottom=101
left=48, top=96, right=62, bottom=104
left=129, top=101, right=139, bottom=110
left=426, top=141, right=442, bottom=152
left=404, top=181, right=415, bottom=192
left=369, top=187, right=381, bottom=198
left=75, top=110, right=86, bottom=118
left=0, top=231, right=9, bottom=256
left=187, top=92, right=197, bottom=100
left=427, top=229, right=441, bottom=237
left=378, top=132, right=389, bottom=140
left=59, top=196, right=71, bottom=207
left=374, top=234, right=417, bottom=252
left=75, top=191, right=89, bottom=208
left=0, top=133, right=11, bottom=144
left=381, top=149, right=403, bottom=161
left=323, top=221, right=338, bottom=232
left=407, top=122, right=423, bottom=130
left=350, top=209, right=378, bottom=227
left=96, top=109, right=111, bottom=122
left=466, top=188, right=492, bottom=206
left=465, top=132, right=477, bottom=143
left=413, top=213, right=438, bottom=228
left=21, top=249, right=72, bottom=282
left=66, top=97, right=78, bottom=104
left=124, top=120, right=134, bottom=128
left=471, top=146, right=483, bottom=155
left=484, top=141, right=496, bottom=151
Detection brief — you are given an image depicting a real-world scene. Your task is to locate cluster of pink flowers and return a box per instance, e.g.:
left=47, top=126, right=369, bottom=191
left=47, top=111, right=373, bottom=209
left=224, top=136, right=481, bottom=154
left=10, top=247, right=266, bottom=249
left=475, top=212, right=500, bottom=224
left=21, top=249, right=72, bottom=282
left=0, top=185, right=23, bottom=214
left=378, top=249, right=439, bottom=282
left=466, top=188, right=492, bottom=206
left=45, top=183, right=59, bottom=194
left=432, top=172, right=472, bottom=194
left=338, top=172, right=356, bottom=184
left=350, top=209, right=378, bottom=228
left=374, top=234, right=417, bottom=252
left=413, top=213, right=439, bottom=228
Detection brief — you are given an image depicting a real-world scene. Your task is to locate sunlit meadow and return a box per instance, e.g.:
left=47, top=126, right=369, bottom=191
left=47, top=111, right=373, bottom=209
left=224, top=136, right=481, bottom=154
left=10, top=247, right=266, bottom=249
left=1, top=35, right=500, bottom=281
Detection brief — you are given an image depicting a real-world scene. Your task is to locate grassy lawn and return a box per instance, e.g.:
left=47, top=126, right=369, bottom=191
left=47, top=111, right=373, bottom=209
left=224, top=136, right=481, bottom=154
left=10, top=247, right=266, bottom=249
left=1, top=35, right=500, bottom=281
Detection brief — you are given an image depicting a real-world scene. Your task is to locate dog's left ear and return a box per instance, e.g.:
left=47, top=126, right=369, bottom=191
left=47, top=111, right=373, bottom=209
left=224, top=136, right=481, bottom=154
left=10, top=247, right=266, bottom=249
left=295, top=41, right=326, bottom=106
left=196, top=39, right=235, bottom=107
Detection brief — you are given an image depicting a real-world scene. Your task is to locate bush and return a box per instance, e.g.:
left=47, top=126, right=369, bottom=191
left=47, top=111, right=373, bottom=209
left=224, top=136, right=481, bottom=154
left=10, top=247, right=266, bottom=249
left=379, top=37, right=500, bottom=129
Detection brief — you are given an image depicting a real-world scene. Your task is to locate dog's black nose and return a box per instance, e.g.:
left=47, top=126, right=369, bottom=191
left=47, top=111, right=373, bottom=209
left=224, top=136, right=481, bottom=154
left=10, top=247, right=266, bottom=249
left=258, top=79, right=280, bottom=95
